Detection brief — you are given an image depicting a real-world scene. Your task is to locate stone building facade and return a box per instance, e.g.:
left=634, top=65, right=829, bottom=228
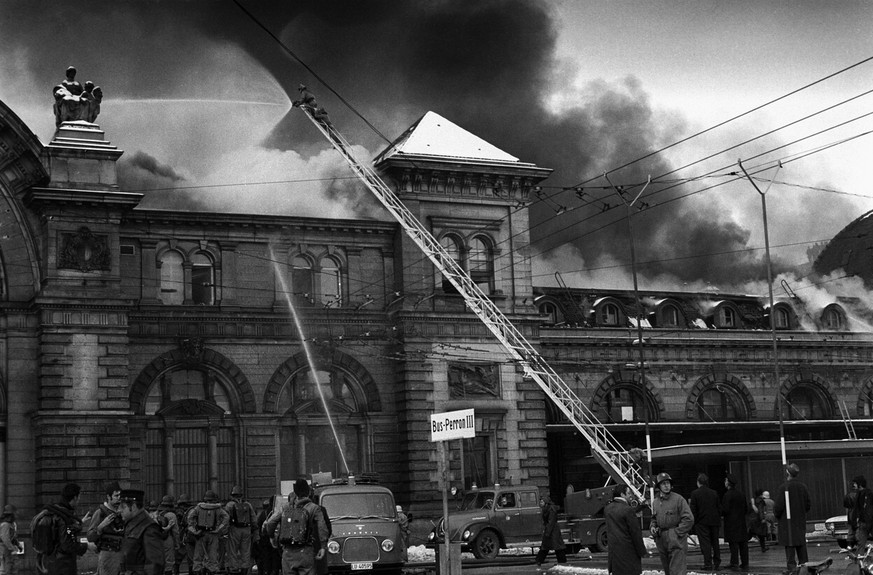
left=0, top=93, right=871, bottom=544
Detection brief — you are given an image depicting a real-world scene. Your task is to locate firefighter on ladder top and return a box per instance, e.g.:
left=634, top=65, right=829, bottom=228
left=292, top=84, right=334, bottom=131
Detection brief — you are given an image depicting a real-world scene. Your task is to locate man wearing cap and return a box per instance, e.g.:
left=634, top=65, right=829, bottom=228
left=225, top=486, right=256, bottom=575
left=722, top=473, right=750, bottom=571
left=650, top=472, right=694, bottom=575
left=263, top=479, right=329, bottom=575
left=88, top=481, right=125, bottom=575
left=186, top=490, right=229, bottom=575
left=292, top=85, right=317, bottom=109
left=156, top=496, right=179, bottom=574
left=174, top=494, right=194, bottom=575
left=0, top=503, right=21, bottom=575
left=774, top=463, right=811, bottom=574
left=118, top=489, right=164, bottom=575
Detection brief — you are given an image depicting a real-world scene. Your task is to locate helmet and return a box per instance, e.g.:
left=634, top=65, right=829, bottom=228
left=177, top=493, right=191, bottom=506
left=203, top=490, right=218, bottom=502
left=655, top=472, right=672, bottom=486
left=262, top=499, right=271, bottom=509
left=231, top=485, right=243, bottom=497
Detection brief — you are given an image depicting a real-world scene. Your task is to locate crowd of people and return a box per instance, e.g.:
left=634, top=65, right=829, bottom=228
left=5, top=478, right=337, bottom=575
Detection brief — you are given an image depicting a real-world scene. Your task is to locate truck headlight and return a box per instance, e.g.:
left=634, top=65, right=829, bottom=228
left=327, top=541, right=340, bottom=554
left=381, top=539, right=395, bottom=552
left=462, top=530, right=472, bottom=541
left=427, top=532, right=435, bottom=542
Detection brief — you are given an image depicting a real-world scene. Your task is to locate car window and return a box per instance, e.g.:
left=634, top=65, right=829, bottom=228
left=497, top=493, right=516, bottom=508
left=519, top=492, right=538, bottom=508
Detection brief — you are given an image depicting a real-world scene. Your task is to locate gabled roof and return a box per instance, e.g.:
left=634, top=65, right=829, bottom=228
left=375, top=111, right=521, bottom=165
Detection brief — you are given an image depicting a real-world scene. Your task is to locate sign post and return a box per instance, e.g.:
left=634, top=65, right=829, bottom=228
left=430, top=409, right=474, bottom=575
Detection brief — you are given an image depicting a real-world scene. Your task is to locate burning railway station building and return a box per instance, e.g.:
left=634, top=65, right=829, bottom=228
left=0, top=90, right=871, bottom=524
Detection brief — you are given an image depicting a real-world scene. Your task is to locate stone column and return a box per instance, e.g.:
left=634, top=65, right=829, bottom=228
left=164, top=421, right=176, bottom=497
left=208, top=421, right=220, bottom=493
left=221, top=243, right=238, bottom=308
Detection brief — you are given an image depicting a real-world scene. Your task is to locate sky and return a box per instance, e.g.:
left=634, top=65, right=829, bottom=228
left=2, top=0, right=873, bottom=298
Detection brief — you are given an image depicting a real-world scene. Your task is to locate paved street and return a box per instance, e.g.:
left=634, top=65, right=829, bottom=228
left=410, top=540, right=846, bottom=575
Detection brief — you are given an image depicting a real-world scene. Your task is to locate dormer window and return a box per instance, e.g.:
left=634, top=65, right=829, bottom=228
left=601, top=303, right=620, bottom=326
left=720, top=307, right=736, bottom=328
left=822, top=304, right=846, bottom=331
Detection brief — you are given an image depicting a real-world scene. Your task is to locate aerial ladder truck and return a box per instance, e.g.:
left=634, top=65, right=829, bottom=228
left=295, top=101, right=652, bottom=504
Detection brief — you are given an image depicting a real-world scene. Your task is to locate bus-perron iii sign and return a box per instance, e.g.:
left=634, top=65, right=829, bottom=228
left=430, top=408, right=475, bottom=442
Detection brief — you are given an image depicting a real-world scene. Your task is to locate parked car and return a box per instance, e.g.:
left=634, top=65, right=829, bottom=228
left=825, top=514, right=850, bottom=548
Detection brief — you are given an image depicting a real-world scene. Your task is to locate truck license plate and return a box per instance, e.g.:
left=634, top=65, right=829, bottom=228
left=351, top=562, right=373, bottom=570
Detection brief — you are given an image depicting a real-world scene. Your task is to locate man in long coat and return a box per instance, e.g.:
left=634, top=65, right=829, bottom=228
left=118, top=489, right=164, bottom=575
left=721, top=474, right=750, bottom=571
left=605, top=484, right=647, bottom=575
left=774, top=463, right=811, bottom=573
left=690, top=473, right=722, bottom=570
left=534, top=495, right=566, bottom=567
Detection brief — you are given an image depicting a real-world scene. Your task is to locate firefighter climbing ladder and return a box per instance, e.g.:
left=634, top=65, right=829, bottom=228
left=297, top=104, right=649, bottom=501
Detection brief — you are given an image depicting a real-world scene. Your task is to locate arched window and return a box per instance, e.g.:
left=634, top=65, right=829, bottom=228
left=468, top=237, right=493, bottom=294
left=696, top=385, right=746, bottom=421
left=142, top=367, right=236, bottom=499
left=439, top=235, right=462, bottom=294
left=539, top=302, right=559, bottom=325
left=601, top=303, right=620, bottom=326
left=720, top=306, right=736, bottom=328
left=160, top=251, right=184, bottom=305
left=319, top=256, right=342, bottom=307
left=277, top=367, right=365, bottom=479
left=822, top=305, right=846, bottom=331
left=774, top=307, right=790, bottom=329
left=291, top=255, right=314, bottom=302
left=596, top=385, right=656, bottom=423
left=191, top=252, right=215, bottom=305
left=782, top=385, right=831, bottom=420
left=660, top=304, right=681, bottom=327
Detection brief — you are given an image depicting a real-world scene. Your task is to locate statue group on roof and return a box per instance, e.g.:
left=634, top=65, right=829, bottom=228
left=52, top=66, right=103, bottom=127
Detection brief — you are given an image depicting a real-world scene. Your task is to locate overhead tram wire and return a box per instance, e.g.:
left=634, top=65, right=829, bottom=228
left=567, top=54, right=873, bottom=189
left=231, top=0, right=393, bottom=146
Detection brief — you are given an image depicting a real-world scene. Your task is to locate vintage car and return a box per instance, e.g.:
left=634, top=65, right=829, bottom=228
left=825, top=514, right=850, bottom=548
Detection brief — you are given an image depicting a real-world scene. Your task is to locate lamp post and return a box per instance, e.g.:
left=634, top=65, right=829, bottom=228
left=605, top=174, right=653, bottom=506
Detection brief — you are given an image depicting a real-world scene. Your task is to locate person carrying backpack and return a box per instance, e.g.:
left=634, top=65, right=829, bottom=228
left=174, top=494, right=194, bottom=575
left=31, top=482, right=97, bottom=575
left=156, top=495, right=179, bottom=574
left=224, top=486, right=256, bottom=575
left=0, top=503, right=22, bottom=575
left=262, top=479, right=329, bottom=575
left=185, top=490, right=228, bottom=575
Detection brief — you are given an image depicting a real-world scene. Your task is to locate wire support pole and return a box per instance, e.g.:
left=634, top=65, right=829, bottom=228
left=605, top=174, right=654, bottom=506
left=738, top=159, right=786, bottom=467
left=297, top=105, right=649, bottom=500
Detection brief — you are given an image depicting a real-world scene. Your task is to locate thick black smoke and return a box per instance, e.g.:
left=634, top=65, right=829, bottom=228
left=1, top=0, right=857, bottom=286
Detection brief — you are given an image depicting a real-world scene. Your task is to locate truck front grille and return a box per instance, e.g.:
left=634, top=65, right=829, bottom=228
left=342, top=537, right=380, bottom=562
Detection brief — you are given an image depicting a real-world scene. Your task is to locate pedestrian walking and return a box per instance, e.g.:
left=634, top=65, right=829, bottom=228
left=853, top=476, right=873, bottom=551
left=534, top=494, right=567, bottom=568
left=186, top=490, right=229, bottom=575
left=604, top=484, right=647, bottom=575
left=88, top=481, right=125, bottom=575
left=845, top=479, right=860, bottom=550
left=722, top=473, right=750, bottom=571
left=118, top=489, right=164, bottom=575
left=263, top=479, right=329, bottom=575
left=761, top=491, right=776, bottom=542
left=690, top=473, right=722, bottom=570
left=254, top=499, right=280, bottom=575
left=156, top=496, right=179, bottom=575
left=33, top=482, right=97, bottom=575
left=225, top=485, right=256, bottom=575
left=651, top=472, right=694, bottom=575
left=0, top=504, right=21, bottom=575
left=774, top=463, right=811, bottom=574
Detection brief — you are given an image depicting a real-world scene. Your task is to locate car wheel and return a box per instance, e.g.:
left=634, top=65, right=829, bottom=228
left=589, top=524, right=608, bottom=553
left=472, top=529, right=500, bottom=559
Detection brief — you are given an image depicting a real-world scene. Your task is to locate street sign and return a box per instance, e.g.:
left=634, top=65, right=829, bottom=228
left=430, top=408, right=475, bottom=442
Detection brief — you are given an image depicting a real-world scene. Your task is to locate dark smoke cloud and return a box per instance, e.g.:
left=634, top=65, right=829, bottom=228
left=0, top=0, right=857, bottom=287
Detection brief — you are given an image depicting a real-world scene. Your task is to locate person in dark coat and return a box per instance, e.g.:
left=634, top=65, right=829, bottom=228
left=39, top=483, right=96, bottom=575
left=690, top=473, right=722, bottom=570
left=721, top=474, right=750, bottom=571
left=853, top=476, right=873, bottom=551
left=534, top=494, right=566, bottom=567
left=119, top=489, right=164, bottom=575
left=604, top=484, right=647, bottom=575
left=774, top=463, right=811, bottom=573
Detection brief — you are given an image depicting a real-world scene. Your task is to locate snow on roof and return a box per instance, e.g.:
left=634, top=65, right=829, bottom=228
left=376, top=111, right=520, bottom=164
